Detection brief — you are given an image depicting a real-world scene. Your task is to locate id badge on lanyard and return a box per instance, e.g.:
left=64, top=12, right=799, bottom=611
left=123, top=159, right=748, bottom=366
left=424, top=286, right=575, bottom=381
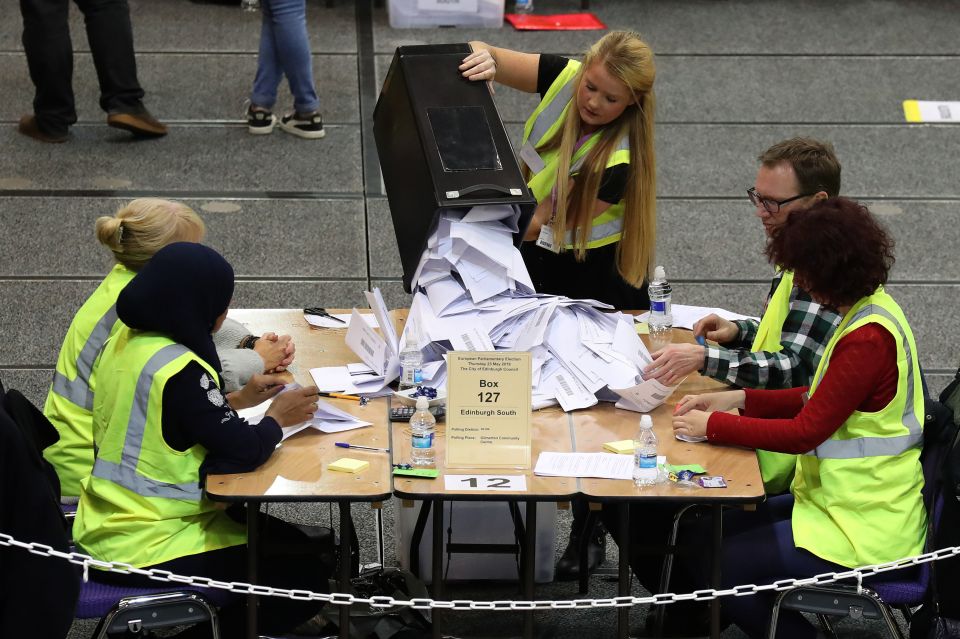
left=536, top=225, right=560, bottom=253
left=535, top=133, right=592, bottom=255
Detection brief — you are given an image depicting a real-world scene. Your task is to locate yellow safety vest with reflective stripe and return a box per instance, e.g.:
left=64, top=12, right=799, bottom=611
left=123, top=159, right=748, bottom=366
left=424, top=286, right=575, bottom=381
left=43, top=264, right=135, bottom=498
left=792, top=289, right=926, bottom=567
left=522, top=59, right=630, bottom=249
left=750, top=271, right=801, bottom=494
left=75, top=328, right=246, bottom=568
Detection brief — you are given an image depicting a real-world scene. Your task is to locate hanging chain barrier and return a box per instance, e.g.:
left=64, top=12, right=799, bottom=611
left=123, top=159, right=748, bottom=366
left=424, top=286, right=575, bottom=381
left=3, top=532, right=958, bottom=611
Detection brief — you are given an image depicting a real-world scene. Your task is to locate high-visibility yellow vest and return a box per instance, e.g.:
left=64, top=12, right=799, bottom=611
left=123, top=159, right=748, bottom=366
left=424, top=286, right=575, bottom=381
left=43, top=264, right=135, bottom=498
left=750, top=271, right=801, bottom=494
left=74, top=329, right=246, bottom=568
left=792, top=289, right=926, bottom=567
left=523, top=59, right=630, bottom=250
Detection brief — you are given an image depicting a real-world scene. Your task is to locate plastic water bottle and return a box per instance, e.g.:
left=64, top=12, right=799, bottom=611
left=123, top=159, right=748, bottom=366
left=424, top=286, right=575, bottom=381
left=410, top=396, right=436, bottom=467
left=633, top=415, right=660, bottom=486
left=240, top=0, right=259, bottom=12
left=399, top=344, right=423, bottom=391
left=514, top=0, right=534, bottom=14
left=648, top=265, right=673, bottom=351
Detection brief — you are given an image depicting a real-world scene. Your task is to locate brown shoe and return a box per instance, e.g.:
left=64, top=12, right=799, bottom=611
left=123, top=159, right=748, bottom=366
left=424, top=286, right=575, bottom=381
left=17, top=115, right=68, bottom=143
left=106, top=108, right=168, bottom=137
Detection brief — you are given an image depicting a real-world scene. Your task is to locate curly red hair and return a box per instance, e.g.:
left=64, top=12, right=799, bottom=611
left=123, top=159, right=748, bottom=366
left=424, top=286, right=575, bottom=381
left=765, top=197, right=895, bottom=308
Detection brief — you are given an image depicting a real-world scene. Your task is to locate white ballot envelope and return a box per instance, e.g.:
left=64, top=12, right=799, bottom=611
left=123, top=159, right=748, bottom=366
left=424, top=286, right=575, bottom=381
left=611, top=377, right=683, bottom=413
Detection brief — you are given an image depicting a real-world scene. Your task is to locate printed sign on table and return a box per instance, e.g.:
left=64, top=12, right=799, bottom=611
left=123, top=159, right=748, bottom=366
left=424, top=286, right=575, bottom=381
left=446, top=351, right=532, bottom=469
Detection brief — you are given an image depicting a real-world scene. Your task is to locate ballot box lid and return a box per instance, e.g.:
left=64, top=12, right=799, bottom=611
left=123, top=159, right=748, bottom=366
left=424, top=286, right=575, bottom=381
left=374, top=43, right=536, bottom=292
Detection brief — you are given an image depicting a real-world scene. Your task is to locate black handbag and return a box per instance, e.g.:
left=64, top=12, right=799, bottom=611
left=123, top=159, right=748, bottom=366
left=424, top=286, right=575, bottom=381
left=912, top=602, right=960, bottom=639
left=322, top=566, right=432, bottom=639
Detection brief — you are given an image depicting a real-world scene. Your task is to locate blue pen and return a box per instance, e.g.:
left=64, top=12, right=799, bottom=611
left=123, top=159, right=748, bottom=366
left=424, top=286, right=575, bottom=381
left=335, top=442, right=390, bottom=453
left=695, top=335, right=706, bottom=346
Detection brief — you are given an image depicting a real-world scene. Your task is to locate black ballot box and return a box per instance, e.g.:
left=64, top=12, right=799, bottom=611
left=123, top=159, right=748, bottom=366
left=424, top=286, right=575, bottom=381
left=374, top=43, right=537, bottom=293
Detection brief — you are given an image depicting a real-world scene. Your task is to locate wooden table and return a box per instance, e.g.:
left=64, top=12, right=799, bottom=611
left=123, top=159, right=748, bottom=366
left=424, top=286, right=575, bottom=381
left=209, top=311, right=764, bottom=639
left=393, top=327, right=764, bottom=639
left=574, top=329, right=765, bottom=639
left=206, top=309, right=395, bottom=639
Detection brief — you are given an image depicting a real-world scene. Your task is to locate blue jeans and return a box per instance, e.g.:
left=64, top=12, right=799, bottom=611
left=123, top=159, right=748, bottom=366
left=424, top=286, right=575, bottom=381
left=250, top=0, right=320, bottom=114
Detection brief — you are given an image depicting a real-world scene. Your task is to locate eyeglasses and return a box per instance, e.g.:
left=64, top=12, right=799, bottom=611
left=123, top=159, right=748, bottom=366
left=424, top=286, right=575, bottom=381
left=747, top=187, right=813, bottom=214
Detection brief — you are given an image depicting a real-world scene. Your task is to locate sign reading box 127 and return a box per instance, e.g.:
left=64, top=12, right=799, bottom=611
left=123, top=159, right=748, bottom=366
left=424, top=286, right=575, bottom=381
left=446, top=352, right=532, bottom=470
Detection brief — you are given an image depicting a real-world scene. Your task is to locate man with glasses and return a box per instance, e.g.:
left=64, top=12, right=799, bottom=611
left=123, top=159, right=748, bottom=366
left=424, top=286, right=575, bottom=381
left=603, top=138, right=844, bottom=636
left=645, top=137, right=843, bottom=489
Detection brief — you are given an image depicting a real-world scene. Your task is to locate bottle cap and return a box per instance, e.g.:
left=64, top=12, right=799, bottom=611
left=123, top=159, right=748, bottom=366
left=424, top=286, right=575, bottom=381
left=640, top=414, right=653, bottom=429
left=654, top=265, right=666, bottom=280
left=415, top=396, right=430, bottom=410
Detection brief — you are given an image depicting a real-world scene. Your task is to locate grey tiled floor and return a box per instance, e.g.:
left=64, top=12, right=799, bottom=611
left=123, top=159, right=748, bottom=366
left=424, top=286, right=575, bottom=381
left=2, top=0, right=957, bottom=637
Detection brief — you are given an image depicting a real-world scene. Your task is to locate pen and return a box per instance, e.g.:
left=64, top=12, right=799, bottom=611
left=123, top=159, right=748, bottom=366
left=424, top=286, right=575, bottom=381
left=695, top=335, right=706, bottom=346
left=335, top=442, right=390, bottom=453
left=319, top=392, right=361, bottom=402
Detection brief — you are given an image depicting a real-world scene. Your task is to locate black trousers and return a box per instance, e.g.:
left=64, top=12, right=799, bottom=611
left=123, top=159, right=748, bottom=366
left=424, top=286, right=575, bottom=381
left=520, top=241, right=650, bottom=311
left=601, top=502, right=689, bottom=594
left=19, top=0, right=145, bottom=135
left=96, top=514, right=329, bottom=637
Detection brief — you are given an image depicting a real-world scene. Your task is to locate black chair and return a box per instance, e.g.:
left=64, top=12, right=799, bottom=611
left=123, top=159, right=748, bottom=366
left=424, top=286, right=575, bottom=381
left=767, top=401, right=955, bottom=639
left=0, top=383, right=230, bottom=639
left=0, top=382, right=79, bottom=639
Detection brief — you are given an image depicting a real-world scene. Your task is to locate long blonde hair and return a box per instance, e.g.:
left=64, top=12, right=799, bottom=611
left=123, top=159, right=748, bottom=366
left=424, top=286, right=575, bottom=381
left=539, top=31, right=657, bottom=287
left=95, top=198, right=206, bottom=271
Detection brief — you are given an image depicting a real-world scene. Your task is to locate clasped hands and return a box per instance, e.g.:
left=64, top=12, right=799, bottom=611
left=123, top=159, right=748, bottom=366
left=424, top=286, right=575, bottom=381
left=254, top=332, right=296, bottom=373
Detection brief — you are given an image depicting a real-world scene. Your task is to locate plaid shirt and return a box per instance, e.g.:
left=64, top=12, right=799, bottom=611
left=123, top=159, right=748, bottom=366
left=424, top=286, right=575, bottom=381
left=700, top=272, right=842, bottom=389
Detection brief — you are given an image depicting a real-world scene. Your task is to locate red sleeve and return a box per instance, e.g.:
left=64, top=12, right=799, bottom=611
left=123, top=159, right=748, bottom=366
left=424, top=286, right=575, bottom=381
left=706, top=324, right=899, bottom=453
left=742, top=387, right=808, bottom=419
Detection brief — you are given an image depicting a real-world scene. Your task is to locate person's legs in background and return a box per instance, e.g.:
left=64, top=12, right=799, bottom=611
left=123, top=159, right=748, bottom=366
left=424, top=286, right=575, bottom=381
left=73, top=0, right=166, bottom=136
left=252, top=0, right=323, bottom=139
left=556, top=498, right=606, bottom=580
left=601, top=502, right=676, bottom=591
left=18, top=0, right=75, bottom=141
left=249, top=0, right=283, bottom=125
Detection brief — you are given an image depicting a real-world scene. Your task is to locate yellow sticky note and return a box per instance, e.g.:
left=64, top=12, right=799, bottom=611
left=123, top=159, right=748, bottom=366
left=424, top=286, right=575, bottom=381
left=329, top=458, right=369, bottom=473
left=903, top=100, right=922, bottom=122
left=603, top=440, right=635, bottom=454
left=635, top=321, right=649, bottom=335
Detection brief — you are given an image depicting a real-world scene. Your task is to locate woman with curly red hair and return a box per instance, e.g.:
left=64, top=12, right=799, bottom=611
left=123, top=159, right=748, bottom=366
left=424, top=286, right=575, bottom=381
left=673, top=197, right=926, bottom=638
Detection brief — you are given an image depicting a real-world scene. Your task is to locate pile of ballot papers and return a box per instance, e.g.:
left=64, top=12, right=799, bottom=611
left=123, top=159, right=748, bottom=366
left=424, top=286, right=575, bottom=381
left=308, top=204, right=685, bottom=412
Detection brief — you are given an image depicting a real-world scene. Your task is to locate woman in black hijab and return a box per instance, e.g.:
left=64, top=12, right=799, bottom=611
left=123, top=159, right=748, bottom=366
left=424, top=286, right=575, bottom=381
left=76, top=243, right=328, bottom=637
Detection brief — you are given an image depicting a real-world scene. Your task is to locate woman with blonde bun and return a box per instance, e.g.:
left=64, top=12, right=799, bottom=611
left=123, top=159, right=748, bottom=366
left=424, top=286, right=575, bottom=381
left=44, top=199, right=205, bottom=502
left=43, top=199, right=295, bottom=501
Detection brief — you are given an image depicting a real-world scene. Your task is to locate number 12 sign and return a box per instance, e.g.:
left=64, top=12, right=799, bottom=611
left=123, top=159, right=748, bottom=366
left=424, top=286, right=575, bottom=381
left=444, top=475, right=528, bottom=492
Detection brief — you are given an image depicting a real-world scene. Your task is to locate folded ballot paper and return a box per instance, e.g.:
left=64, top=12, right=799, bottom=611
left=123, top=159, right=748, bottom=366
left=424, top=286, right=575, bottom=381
left=235, top=383, right=371, bottom=441
left=376, top=204, right=684, bottom=413
left=308, top=289, right=400, bottom=396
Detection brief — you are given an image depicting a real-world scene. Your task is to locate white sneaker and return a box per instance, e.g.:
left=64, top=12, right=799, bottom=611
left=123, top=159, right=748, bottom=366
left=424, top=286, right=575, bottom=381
left=247, top=107, right=276, bottom=135
left=278, top=111, right=325, bottom=139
